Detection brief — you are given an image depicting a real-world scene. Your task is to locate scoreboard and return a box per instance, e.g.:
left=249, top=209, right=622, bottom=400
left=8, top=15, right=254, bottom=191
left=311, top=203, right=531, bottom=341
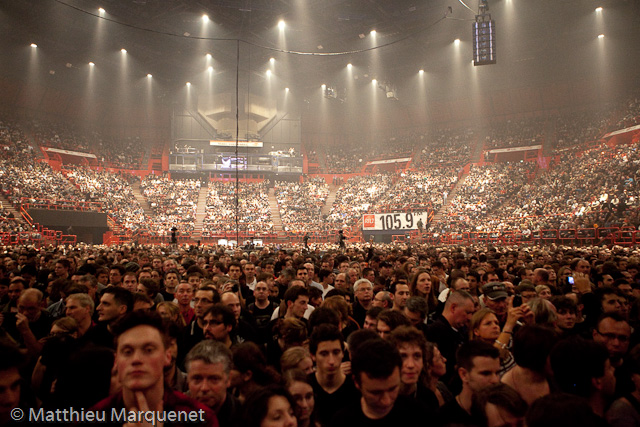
left=362, top=212, right=433, bottom=231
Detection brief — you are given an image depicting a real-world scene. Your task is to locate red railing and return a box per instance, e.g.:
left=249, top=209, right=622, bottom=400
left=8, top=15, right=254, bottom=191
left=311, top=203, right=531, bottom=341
left=16, top=206, right=77, bottom=246
left=17, top=198, right=103, bottom=212
left=409, top=227, right=638, bottom=246
left=98, top=225, right=640, bottom=247
left=103, top=229, right=355, bottom=246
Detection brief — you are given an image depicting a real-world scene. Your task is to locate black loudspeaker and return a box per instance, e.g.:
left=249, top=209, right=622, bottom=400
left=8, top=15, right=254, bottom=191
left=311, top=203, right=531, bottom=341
left=473, top=17, right=496, bottom=66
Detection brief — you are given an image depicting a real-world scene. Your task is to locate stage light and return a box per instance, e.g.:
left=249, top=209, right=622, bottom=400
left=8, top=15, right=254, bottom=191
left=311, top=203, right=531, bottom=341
left=347, top=63, right=352, bottom=69
left=206, top=53, right=212, bottom=59
left=202, top=14, right=209, bottom=22
left=147, top=74, right=152, bottom=78
left=266, top=70, right=272, bottom=77
left=419, top=69, right=424, bottom=75
left=372, top=79, right=377, bottom=85
left=270, top=58, right=275, bottom=63
left=595, top=7, right=603, bottom=12
left=285, top=87, right=289, bottom=92
left=321, top=84, right=326, bottom=89
left=98, top=8, right=105, bottom=14
left=278, top=20, right=285, bottom=30
left=30, top=43, right=37, bottom=48
left=89, top=62, right=95, bottom=66
left=454, top=38, right=461, bottom=45
left=186, top=82, right=191, bottom=86
left=370, top=30, right=377, bottom=36
left=208, top=66, right=213, bottom=72
left=598, top=34, right=605, bottom=39
left=121, top=48, right=127, bottom=53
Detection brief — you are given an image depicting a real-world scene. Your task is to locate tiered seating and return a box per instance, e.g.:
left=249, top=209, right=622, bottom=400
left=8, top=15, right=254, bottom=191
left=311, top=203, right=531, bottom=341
left=489, top=142, right=640, bottom=231
left=485, top=117, right=546, bottom=150
left=438, top=162, right=537, bottom=232
left=202, top=181, right=273, bottom=235
left=326, top=174, right=394, bottom=226
left=275, top=178, right=329, bottom=232
left=63, top=166, right=146, bottom=230
left=140, top=176, right=200, bottom=235
left=374, top=170, right=459, bottom=214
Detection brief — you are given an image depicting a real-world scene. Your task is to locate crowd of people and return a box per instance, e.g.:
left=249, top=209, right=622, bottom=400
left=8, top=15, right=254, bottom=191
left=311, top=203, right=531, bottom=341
left=63, top=166, right=146, bottom=231
left=374, top=170, right=459, bottom=214
left=203, top=181, right=273, bottom=235
left=3, top=91, right=640, bottom=426
left=94, top=136, right=144, bottom=170
left=319, top=138, right=417, bottom=175
left=0, top=116, right=34, bottom=156
left=0, top=208, right=29, bottom=234
left=323, top=146, right=365, bottom=174
left=554, top=108, right=611, bottom=152
left=1, top=242, right=640, bottom=426
left=140, top=175, right=200, bottom=235
left=326, top=174, right=394, bottom=227
left=415, top=127, right=474, bottom=169
left=0, top=139, right=638, bottom=238
left=33, top=118, right=92, bottom=153
left=1, top=93, right=640, bottom=240
left=33, top=118, right=144, bottom=169
left=275, top=178, right=329, bottom=233
left=484, top=117, right=546, bottom=150
left=489, top=141, right=640, bottom=232
left=614, top=95, right=640, bottom=130
left=438, top=162, right=538, bottom=233
left=0, top=151, right=89, bottom=209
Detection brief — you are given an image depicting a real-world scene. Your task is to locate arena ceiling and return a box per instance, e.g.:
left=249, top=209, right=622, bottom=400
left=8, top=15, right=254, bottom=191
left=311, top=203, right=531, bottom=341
left=1, top=0, right=640, bottom=105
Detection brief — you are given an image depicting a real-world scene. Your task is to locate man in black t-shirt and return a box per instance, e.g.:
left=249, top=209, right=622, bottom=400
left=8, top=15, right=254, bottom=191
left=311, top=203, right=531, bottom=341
left=331, top=336, right=425, bottom=427
left=247, top=281, right=277, bottom=344
left=308, top=324, right=360, bottom=426
left=438, top=340, right=501, bottom=426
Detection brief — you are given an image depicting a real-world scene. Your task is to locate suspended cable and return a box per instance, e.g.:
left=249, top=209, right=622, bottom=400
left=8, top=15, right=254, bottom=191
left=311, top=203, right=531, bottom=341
left=458, top=0, right=478, bottom=15
left=54, top=0, right=448, bottom=57
left=235, top=40, right=240, bottom=245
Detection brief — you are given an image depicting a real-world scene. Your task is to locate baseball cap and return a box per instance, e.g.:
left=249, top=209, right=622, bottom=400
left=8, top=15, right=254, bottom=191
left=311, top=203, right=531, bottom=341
left=482, top=282, right=508, bottom=300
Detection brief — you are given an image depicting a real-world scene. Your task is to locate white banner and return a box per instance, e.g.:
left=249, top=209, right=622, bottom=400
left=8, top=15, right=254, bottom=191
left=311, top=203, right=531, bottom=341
left=604, top=124, right=640, bottom=138
left=365, top=157, right=412, bottom=166
left=43, top=148, right=97, bottom=158
left=210, top=140, right=263, bottom=148
left=487, top=145, right=542, bottom=154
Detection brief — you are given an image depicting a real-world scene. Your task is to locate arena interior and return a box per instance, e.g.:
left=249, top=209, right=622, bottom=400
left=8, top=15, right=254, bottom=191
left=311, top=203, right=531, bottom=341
left=1, top=0, right=640, bottom=425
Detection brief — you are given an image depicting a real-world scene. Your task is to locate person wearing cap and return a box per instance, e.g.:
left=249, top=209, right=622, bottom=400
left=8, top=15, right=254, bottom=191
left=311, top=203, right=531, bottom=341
left=124, top=261, right=140, bottom=274
left=481, top=282, right=509, bottom=326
